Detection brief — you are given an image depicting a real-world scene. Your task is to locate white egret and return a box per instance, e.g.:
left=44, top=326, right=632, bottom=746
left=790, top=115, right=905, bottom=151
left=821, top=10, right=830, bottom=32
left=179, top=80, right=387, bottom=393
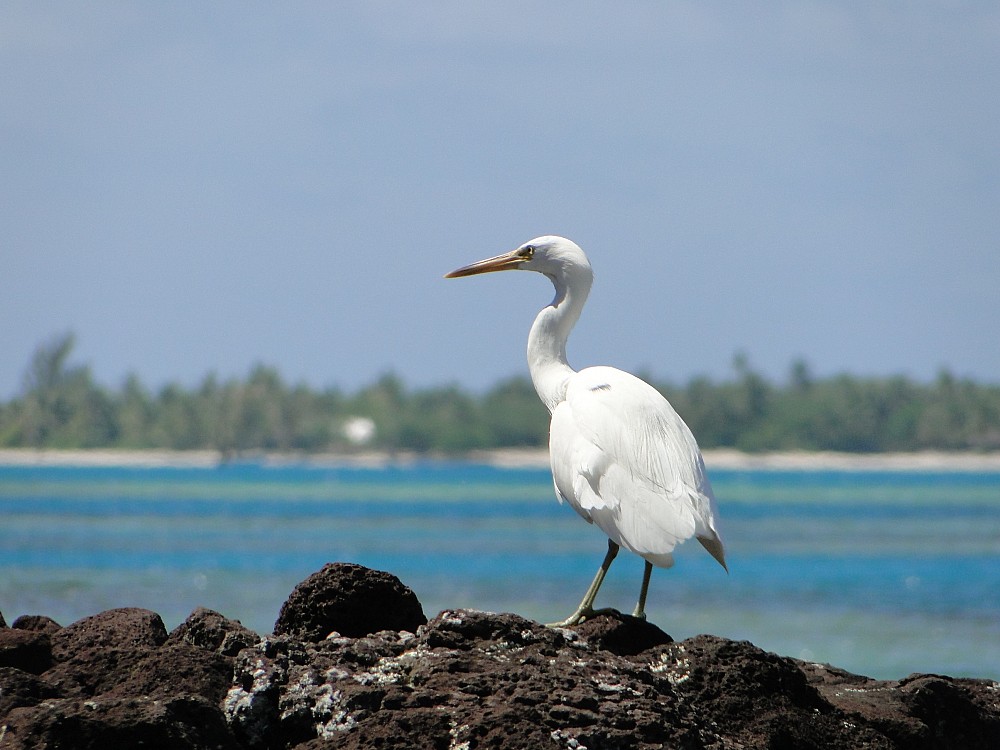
left=446, top=236, right=727, bottom=627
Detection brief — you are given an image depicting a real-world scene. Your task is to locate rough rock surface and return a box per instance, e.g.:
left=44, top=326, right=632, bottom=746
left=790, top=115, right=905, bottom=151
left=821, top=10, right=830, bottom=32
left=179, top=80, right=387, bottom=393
left=1, top=564, right=998, bottom=749
left=274, top=562, right=427, bottom=641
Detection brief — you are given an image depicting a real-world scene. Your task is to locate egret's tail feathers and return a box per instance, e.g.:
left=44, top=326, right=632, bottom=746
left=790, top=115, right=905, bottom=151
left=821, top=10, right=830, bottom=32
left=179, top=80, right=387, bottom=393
left=698, top=535, right=728, bottom=572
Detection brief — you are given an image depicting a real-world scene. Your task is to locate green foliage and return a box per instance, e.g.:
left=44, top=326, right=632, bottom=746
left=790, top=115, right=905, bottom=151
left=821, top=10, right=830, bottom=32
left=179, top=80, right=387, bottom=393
left=2, top=334, right=999, bottom=454
left=1, top=333, right=121, bottom=448
left=654, top=362, right=1000, bottom=453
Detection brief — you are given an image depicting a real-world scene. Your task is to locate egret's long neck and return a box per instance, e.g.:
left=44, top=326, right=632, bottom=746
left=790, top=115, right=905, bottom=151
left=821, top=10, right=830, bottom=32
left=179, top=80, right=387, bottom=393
left=527, top=271, right=591, bottom=413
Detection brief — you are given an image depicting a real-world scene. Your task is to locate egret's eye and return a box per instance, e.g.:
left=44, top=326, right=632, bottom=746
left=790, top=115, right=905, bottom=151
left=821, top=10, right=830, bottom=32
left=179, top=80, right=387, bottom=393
left=519, top=245, right=535, bottom=259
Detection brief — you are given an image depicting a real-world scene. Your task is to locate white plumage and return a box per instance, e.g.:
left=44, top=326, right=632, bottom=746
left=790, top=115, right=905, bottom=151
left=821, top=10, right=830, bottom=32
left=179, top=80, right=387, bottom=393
left=446, top=235, right=726, bottom=626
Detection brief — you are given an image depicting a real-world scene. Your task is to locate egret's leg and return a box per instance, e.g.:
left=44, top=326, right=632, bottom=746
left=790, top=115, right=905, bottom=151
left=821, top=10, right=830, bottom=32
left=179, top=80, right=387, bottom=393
left=546, top=539, right=619, bottom=628
left=631, top=560, right=653, bottom=620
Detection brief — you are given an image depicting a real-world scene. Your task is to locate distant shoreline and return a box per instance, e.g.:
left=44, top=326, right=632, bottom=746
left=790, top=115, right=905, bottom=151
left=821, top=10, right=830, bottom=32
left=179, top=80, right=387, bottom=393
left=2, top=447, right=1000, bottom=472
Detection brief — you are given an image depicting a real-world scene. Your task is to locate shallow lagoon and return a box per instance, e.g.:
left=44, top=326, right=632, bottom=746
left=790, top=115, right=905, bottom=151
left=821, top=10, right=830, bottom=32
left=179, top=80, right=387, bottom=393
left=1, top=460, right=998, bottom=680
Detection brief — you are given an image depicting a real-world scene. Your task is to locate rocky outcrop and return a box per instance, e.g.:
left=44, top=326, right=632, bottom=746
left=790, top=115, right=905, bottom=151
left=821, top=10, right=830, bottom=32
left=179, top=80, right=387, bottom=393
left=1, top=562, right=998, bottom=749
left=273, top=563, right=427, bottom=641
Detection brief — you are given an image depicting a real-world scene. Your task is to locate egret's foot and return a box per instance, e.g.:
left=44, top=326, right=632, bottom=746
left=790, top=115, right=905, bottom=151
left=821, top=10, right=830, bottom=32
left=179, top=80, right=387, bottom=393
left=545, top=606, right=618, bottom=628
left=631, top=607, right=647, bottom=621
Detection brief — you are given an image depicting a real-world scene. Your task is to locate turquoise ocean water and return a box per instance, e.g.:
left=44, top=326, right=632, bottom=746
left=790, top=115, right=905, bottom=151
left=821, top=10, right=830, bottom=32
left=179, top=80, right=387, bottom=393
left=1, top=460, right=998, bottom=681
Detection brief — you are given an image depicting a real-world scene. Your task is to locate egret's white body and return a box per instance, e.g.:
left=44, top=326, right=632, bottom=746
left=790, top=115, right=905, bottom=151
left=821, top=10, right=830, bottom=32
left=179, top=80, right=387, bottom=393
left=446, top=236, right=726, bottom=625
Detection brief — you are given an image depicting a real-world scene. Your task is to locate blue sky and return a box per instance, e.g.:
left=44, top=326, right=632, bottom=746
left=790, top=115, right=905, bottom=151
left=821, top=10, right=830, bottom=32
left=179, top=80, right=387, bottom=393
left=3, top=2, right=998, bottom=399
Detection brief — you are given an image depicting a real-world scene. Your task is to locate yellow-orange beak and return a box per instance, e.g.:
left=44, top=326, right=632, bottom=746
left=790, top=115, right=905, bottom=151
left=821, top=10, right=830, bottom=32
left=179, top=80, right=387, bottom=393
left=444, top=249, right=525, bottom=279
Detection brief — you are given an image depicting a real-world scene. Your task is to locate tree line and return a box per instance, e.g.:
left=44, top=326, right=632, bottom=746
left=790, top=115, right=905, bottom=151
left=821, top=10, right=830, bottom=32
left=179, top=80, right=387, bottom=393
left=1, top=333, right=998, bottom=454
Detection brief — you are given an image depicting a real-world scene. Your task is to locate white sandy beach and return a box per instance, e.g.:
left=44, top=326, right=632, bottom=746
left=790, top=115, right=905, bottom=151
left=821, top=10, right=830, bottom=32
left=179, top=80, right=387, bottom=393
left=2, top=447, right=1000, bottom=472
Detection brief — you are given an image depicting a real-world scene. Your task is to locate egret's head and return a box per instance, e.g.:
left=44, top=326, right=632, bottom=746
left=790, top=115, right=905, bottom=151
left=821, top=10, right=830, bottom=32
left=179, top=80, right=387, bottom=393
left=445, top=235, right=592, bottom=283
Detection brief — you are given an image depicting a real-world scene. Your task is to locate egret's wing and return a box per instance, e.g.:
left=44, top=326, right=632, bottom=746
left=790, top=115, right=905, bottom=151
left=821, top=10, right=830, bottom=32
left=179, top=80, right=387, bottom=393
left=550, top=366, right=725, bottom=568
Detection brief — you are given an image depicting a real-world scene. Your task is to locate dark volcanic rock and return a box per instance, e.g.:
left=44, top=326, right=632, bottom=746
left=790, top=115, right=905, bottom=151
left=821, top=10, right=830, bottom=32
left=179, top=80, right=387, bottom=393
left=273, top=562, right=427, bottom=641
left=50, top=607, right=167, bottom=662
left=137, top=609, right=262, bottom=710
left=46, top=608, right=170, bottom=697
left=221, top=605, right=1000, bottom=750
left=0, top=606, right=252, bottom=750
left=0, top=629, right=52, bottom=674
left=11, top=614, right=62, bottom=634
left=803, top=664, right=1000, bottom=750
left=570, top=609, right=673, bottom=655
left=112, top=641, right=236, bottom=704
left=0, top=694, right=240, bottom=750
left=169, top=607, right=259, bottom=657
left=0, top=667, right=60, bottom=718
left=3, top=564, right=999, bottom=749
left=647, top=634, right=891, bottom=748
